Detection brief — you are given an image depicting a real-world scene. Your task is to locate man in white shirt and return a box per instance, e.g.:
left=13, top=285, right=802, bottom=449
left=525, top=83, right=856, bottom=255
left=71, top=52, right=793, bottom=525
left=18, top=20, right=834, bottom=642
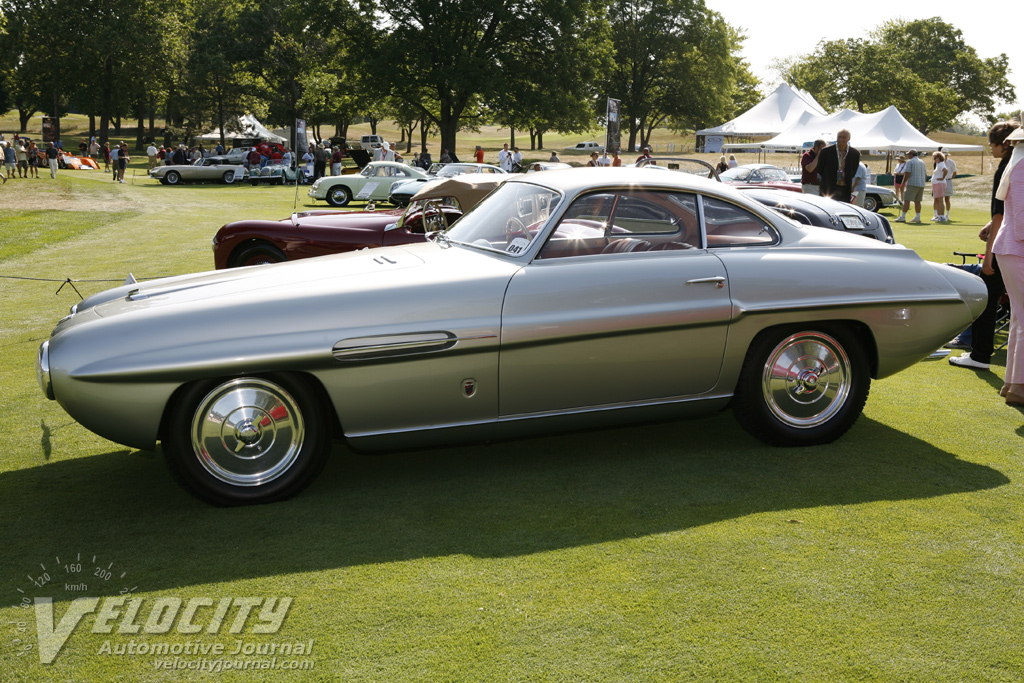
left=146, top=142, right=158, bottom=169
left=511, top=146, right=522, bottom=172
left=851, top=162, right=870, bottom=208
left=498, top=143, right=512, bottom=172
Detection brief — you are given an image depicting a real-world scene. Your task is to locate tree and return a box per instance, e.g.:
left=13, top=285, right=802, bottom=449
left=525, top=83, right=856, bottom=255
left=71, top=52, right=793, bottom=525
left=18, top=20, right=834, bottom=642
left=782, top=17, right=1015, bottom=134
left=600, top=0, right=741, bottom=152
left=363, top=0, right=609, bottom=154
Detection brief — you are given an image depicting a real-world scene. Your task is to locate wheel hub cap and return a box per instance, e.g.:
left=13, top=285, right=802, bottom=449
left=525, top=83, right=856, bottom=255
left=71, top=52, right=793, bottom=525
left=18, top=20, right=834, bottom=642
left=762, top=333, right=851, bottom=428
left=190, top=379, right=305, bottom=486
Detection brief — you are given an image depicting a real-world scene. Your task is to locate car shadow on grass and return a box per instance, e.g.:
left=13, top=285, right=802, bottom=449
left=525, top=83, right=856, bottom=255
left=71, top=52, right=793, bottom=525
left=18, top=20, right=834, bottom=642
left=0, top=410, right=1008, bottom=596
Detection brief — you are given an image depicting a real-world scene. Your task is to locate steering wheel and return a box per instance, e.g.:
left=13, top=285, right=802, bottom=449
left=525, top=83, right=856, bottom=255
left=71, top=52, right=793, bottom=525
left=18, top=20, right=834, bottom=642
left=505, top=216, right=528, bottom=245
left=422, top=201, right=447, bottom=233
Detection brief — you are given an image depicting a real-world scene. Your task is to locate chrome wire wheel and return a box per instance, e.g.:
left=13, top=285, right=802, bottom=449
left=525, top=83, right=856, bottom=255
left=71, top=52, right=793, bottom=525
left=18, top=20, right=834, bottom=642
left=761, top=332, right=851, bottom=429
left=190, top=378, right=305, bottom=486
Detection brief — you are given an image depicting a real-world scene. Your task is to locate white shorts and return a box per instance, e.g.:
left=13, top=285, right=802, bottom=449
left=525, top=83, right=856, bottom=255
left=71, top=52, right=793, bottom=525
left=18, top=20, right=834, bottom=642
left=945, top=179, right=954, bottom=196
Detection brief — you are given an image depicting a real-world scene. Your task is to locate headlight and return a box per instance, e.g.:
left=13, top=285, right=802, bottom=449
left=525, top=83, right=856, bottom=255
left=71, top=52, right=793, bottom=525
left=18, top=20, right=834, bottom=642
left=37, top=341, right=53, bottom=400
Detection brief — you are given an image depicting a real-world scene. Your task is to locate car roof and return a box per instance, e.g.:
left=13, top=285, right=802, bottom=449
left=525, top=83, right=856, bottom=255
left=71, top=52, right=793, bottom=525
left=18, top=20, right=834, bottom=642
left=506, top=167, right=768, bottom=208
left=411, top=174, right=511, bottom=207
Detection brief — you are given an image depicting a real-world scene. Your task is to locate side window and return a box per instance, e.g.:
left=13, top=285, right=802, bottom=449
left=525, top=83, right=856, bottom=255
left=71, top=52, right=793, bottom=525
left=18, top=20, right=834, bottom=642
left=702, top=196, right=776, bottom=247
left=539, top=191, right=699, bottom=259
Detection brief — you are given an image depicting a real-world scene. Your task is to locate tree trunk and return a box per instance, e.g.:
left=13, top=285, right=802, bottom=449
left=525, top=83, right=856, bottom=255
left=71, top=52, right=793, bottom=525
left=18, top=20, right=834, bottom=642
left=420, top=121, right=429, bottom=155
left=89, top=115, right=96, bottom=140
left=509, top=128, right=515, bottom=147
left=368, top=116, right=378, bottom=135
left=537, top=130, right=544, bottom=149
left=19, top=108, right=34, bottom=132
left=136, top=103, right=145, bottom=150
left=148, top=96, right=156, bottom=139
left=529, top=128, right=536, bottom=150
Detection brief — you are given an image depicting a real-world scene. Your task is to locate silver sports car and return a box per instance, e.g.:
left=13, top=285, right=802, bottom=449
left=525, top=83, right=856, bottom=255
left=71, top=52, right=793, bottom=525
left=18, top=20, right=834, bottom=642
left=37, top=168, right=986, bottom=506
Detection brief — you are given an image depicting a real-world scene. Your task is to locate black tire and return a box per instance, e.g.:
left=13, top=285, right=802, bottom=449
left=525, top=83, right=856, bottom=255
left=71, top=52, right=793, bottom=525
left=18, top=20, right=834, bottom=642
left=325, top=186, right=351, bottom=207
left=864, top=194, right=879, bottom=212
left=165, top=170, right=182, bottom=185
left=222, top=170, right=236, bottom=184
left=230, top=243, right=286, bottom=268
left=163, top=374, right=331, bottom=506
left=732, top=326, right=870, bottom=446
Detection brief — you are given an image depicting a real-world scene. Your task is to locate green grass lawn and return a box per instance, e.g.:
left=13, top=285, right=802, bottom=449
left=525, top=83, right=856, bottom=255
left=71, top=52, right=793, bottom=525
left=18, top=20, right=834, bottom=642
left=2, top=168, right=1023, bottom=682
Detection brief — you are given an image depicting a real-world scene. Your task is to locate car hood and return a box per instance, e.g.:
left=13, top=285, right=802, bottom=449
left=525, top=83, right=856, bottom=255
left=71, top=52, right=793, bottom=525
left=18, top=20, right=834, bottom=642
left=70, top=242, right=519, bottom=322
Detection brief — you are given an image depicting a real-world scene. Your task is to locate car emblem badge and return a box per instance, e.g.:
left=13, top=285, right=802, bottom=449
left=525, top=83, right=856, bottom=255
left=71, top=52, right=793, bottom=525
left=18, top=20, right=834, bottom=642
left=462, top=379, right=477, bottom=398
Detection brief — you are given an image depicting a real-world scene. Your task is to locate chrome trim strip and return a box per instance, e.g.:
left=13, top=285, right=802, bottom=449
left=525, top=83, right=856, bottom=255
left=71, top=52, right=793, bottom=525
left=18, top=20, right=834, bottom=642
left=344, top=392, right=734, bottom=438
left=332, top=333, right=497, bottom=361
left=736, top=295, right=966, bottom=315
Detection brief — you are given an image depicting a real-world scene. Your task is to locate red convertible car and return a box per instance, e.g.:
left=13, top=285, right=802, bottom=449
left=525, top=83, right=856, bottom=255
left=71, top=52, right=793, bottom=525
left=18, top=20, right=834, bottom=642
left=213, top=175, right=508, bottom=268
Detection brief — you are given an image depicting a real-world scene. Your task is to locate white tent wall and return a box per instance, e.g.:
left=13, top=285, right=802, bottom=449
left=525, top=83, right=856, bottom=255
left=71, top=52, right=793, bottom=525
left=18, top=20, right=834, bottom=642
left=723, top=106, right=983, bottom=153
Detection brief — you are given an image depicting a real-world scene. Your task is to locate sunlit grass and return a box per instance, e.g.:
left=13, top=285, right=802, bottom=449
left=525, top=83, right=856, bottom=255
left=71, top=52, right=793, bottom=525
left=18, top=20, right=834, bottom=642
left=1, top=165, right=1022, bottom=682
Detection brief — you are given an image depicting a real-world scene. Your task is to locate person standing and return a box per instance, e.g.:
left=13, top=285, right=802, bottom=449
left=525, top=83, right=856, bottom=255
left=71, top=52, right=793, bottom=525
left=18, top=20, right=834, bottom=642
left=27, top=141, right=40, bottom=178
left=611, top=151, right=622, bottom=167
left=302, top=145, right=314, bottom=182
left=3, top=142, right=17, bottom=180
left=598, top=151, right=611, bottom=167
left=89, top=138, right=100, bottom=159
left=949, top=121, right=1019, bottom=371
left=330, top=146, right=344, bottom=176
left=800, top=139, right=826, bottom=194
left=930, top=151, right=949, bottom=222
left=586, top=151, right=600, bottom=167
left=511, top=146, right=522, bottom=172
left=727, top=154, right=738, bottom=169
left=498, top=143, right=512, bottom=172
left=312, top=143, right=329, bottom=181
left=893, top=154, right=907, bottom=204
left=816, top=129, right=861, bottom=203
left=15, top=140, right=28, bottom=178
left=117, top=143, right=129, bottom=183
left=635, top=146, right=653, bottom=165
left=851, top=162, right=870, bottom=208
left=943, top=151, right=958, bottom=220
left=991, top=125, right=1024, bottom=404
left=146, top=141, right=158, bottom=169
left=548, top=151, right=560, bottom=163
left=475, top=145, right=484, bottom=164
left=45, top=142, right=59, bottom=179
left=895, top=150, right=927, bottom=223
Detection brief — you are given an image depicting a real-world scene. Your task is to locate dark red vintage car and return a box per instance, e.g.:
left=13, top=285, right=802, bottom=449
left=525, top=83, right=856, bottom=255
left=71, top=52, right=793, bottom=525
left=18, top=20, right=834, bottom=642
left=212, top=175, right=508, bottom=269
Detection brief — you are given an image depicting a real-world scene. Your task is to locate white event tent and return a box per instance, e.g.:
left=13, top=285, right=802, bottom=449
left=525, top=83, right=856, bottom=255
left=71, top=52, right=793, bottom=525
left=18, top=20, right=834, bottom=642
left=724, top=106, right=983, bottom=153
left=193, top=115, right=286, bottom=144
left=697, top=83, right=828, bottom=143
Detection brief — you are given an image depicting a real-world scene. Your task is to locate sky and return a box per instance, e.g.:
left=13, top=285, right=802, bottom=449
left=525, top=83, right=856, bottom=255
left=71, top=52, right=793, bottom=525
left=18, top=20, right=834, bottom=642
left=712, top=1, right=1023, bottom=120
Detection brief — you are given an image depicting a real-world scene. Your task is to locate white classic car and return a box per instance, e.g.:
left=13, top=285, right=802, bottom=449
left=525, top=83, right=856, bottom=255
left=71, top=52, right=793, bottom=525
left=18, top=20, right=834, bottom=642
left=308, top=161, right=429, bottom=207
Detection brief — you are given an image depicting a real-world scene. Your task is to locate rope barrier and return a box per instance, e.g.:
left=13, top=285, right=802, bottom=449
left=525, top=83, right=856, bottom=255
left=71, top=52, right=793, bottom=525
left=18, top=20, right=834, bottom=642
left=0, top=274, right=169, bottom=299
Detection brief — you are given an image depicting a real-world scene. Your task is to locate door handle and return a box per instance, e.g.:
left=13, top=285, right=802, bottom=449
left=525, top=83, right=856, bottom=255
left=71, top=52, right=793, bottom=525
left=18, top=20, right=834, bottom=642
left=686, top=276, right=726, bottom=288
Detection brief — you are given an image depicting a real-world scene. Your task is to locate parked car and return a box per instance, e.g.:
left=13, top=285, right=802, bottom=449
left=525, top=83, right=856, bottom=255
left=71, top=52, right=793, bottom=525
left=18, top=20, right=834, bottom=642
left=741, top=188, right=895, bottom=243
left=565, top=141, right=605, bottom=153
left=149, top=156, right=247, bottom=185
left=721, top=163, right=897, bottom=212
left=636, top=159, right=894, bottom=242
left=387, top=163, right=505, bottom=206
left=527, top=162, right=573, bottom=172
left=308, top=161, right=429, bottom=207
left=249, top=162, right=301, bottom=185
left=213, top=174, right=507, bottom=268
left=38, top=168, right=985, bottom=506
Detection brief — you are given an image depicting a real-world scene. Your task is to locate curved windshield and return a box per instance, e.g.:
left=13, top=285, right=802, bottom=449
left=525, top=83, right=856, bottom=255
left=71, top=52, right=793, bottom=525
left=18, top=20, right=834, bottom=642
left=445, top=182, right=561, bottom=256
left=437, top=164, right=478, bottom=178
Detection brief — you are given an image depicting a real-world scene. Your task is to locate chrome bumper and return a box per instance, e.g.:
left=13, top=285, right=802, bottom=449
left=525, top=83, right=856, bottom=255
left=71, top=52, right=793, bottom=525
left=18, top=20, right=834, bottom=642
left=37, top=341, right=54, bottom=400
